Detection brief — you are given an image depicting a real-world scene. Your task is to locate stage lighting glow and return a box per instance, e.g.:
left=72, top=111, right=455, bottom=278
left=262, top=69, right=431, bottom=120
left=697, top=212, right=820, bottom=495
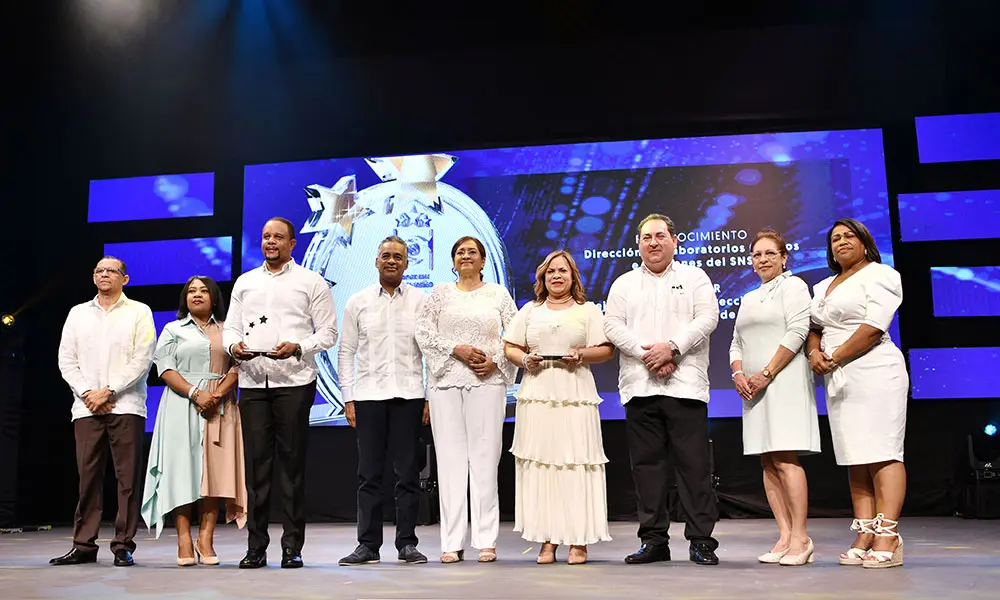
left=0, top=314, right=13, bottom=328
left=986, top=424, right=998, bottom=437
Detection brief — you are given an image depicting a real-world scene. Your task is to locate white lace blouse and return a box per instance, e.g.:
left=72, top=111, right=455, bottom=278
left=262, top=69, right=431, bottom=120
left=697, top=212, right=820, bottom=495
left=415, top=282, right=518, bottom=390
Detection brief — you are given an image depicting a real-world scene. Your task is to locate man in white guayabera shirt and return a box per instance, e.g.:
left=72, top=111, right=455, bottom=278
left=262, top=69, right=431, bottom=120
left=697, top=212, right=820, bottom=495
left=604, top=213, right=721, bottom=566
left=224, top=217, right=338, bottom=570
left=337, top=235, right=430, bottom=567
left=52, top=256, right=156, bottom=568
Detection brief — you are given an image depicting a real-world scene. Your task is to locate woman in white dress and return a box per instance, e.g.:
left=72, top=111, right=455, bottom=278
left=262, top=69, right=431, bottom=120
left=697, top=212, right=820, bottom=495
left=503, top=250, right=614, bottom=566
left=807, top=218, right=908, bottom=569
left=729, top=229, right=820, bottom=567
left=414, top=236, right=517, bottom=564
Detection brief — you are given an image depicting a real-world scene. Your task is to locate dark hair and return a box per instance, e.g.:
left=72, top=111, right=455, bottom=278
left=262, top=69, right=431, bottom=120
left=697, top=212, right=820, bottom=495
left=98, top=255, right=127, bottom=275
left=451, top=236, right=486, bottom=281
left=751, top=228, right=789, bottom=272
left=177, top=276, right=227, bottom=321
left=379, top=235, right=408, bottom=257
left=533, top=250, right=587, bottom=304
left=826, top=217, right=881, bottom=274
left=638, top=213, right=676, bottom=236
left=266, top=217, right=296, bottom=240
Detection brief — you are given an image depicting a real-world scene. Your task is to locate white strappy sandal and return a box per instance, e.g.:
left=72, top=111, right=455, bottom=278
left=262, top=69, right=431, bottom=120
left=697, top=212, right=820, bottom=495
left=861, top=513, right=904, bottom=569
left=839, top=517, right=875, bottom=565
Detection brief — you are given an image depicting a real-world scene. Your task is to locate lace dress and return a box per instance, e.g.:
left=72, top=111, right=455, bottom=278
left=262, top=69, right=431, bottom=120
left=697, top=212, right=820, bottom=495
left=414, top=282, right=517, bottom=390
left=503, top=301, right=612, bottom=546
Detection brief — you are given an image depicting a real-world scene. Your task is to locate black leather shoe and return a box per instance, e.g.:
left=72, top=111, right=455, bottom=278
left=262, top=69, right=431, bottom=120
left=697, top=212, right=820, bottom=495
left=49, top=548, right=98, bottom=566
left=239, top=550, right=267, bottom=569
left=281, top=548, right=304, bottom=569
left=624, top=543, right=671, bottom=564
left=398, top=544, right=427, bottom=564
left=113, top=549, right=134, bottom=567
left=339, top=544, right=380, bottom=566
left=689, top=541, right=720, bottom=565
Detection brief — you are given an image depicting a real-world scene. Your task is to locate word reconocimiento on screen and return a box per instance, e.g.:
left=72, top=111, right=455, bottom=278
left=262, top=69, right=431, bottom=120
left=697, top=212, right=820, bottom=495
left=234, top=128, right=893, bottom=427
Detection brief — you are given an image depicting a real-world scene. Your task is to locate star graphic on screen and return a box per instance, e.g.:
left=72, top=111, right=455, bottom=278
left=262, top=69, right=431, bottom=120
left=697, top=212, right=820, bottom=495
left=248, top=322, right=255, bottom=328
left=259, top=315, right=268, bottom=324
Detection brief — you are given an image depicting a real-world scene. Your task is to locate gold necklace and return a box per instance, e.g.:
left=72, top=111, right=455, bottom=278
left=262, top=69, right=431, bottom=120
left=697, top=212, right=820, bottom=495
left=546, top=295, right=573, bottom=305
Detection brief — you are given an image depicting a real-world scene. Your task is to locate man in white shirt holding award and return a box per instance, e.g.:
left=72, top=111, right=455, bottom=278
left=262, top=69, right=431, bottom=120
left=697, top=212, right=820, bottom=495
left=51, top=256, right=156, bottom=568
left=604, top=213, right=721, bottom=566
left=337, top=235, right=430, bottom=567
left=224, top=217, right=338, bottom=569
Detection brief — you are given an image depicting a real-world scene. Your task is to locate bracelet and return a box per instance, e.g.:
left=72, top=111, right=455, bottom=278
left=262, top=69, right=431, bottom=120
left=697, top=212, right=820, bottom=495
left=731, top=370, right=743, bottom=379
left=521, top=354, right=529, bottom=368
left=808, top=349, right=820, bottom=358
left=187, top=385, right=199, bottom=400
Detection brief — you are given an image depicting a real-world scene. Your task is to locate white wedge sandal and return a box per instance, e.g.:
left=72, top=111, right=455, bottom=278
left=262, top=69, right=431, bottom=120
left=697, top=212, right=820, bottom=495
left=839, top=517, right=875, bottom=565
left=861, top=513, right=903, bottom=569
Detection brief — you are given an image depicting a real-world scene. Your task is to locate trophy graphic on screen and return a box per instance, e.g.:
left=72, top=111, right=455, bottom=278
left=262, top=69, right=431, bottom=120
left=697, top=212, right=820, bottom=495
left=297, top=154, right=515, bottom=425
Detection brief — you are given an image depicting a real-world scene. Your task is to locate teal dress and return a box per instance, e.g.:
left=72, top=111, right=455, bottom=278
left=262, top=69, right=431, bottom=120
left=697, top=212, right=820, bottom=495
left=140, top=316, right=245, bottom=537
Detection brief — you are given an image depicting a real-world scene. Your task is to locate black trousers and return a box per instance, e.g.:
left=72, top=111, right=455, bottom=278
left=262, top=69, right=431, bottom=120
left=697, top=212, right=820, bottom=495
left=625, top=394, right=718, bottom=548
left=355, top=398, right=424, bottom=551
left=239, top=381, right=316, bottom=554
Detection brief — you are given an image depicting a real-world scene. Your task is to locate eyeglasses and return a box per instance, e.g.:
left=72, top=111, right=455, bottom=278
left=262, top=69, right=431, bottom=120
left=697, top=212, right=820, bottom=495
left=750, top=250, right=782, bottom=261
left=94, top=267, right=124, bottom=276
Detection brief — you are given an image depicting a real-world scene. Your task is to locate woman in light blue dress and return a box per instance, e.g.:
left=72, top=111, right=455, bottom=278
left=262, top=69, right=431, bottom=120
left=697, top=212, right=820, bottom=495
left=141, top=276, right=247, bottom=566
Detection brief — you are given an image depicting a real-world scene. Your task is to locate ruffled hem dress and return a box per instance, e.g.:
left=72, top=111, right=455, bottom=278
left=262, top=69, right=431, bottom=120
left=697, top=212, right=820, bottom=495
left=504, top=301, right=612, bottom=546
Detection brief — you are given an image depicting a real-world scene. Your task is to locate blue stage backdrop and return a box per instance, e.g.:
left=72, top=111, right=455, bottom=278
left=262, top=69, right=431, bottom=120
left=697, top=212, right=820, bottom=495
left=241, top=128, right=895, bottom=425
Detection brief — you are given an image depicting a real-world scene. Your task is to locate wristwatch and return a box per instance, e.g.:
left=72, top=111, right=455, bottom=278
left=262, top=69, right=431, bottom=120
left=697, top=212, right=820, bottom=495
left=668, top=341, right=681, bottom=358
left=293, top=344, right=303, bottom=360
left=761, top=368, right=773, bottom=379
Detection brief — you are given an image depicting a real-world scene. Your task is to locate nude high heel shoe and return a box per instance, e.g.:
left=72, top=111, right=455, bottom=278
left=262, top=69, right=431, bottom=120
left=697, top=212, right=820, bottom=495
left=779, top=538, right=814, bottom=566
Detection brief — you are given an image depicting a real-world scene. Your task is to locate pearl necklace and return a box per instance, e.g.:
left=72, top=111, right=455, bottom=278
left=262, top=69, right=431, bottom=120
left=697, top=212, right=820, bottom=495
left=546, top=295, right=573, bottom=306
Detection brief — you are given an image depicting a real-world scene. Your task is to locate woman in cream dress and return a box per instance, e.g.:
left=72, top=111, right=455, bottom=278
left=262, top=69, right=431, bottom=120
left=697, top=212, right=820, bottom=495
left=503, top=250, right=614, bottom=566
left=807, top=218, right=908, bottom=569
left=729, top=229, right=820, bottom=567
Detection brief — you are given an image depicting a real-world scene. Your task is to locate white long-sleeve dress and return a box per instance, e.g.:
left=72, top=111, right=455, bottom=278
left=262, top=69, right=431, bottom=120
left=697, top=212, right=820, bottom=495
left=810, top=263, right=908, bottom=465
left=730, top=271, right=821, bottom=455
left=504, top=301, right=612, bottom=546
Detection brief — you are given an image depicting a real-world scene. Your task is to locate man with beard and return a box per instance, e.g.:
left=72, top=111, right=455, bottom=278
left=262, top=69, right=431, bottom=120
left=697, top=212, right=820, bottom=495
left=224, top=217, right=338, bottom=569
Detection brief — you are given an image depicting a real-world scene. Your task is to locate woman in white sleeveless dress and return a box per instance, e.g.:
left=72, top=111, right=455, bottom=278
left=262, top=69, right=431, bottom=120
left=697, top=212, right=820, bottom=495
left=807, top=218, right=908, bottom=569
left=730, top=229, right=820, bottom=567
left=503, top=250, right=614, bottom=565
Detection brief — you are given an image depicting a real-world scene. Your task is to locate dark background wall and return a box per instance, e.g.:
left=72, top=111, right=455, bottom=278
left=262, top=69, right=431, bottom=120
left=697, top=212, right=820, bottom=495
left=4, top=1, right=1000, bottom=527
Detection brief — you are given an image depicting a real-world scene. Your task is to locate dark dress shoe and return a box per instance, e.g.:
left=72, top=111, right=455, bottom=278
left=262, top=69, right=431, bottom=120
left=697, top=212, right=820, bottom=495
left=689, top=541, right=720, bottom=565
left=281, top=548, right=304, bottom=569
left=340, top=544, right=382, bottom=567
left=113, top=549, right=135, bottom=567
left=239, top=550, right=267, bottom=569
left=339, top=544, right=380, bottom=566
left=398, top=544, right=427, bottom=564
left=624, top=543, right=671, bottom=564
left=49, top=548, right=97, bottom=566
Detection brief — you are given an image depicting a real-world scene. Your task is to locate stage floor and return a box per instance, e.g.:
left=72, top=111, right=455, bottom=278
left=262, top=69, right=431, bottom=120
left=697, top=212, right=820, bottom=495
left=2, top=518, right=999, bottom=599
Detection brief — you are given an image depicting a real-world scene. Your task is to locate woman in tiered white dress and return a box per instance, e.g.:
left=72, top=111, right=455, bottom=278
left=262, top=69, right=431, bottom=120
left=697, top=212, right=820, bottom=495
left=729, top=229, right=820, bottom=567
left=415, top=236, right=517, bottom=564
left=807, top=218, right=908, bottom=569
left=502, top=250, right=614, bottom=565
